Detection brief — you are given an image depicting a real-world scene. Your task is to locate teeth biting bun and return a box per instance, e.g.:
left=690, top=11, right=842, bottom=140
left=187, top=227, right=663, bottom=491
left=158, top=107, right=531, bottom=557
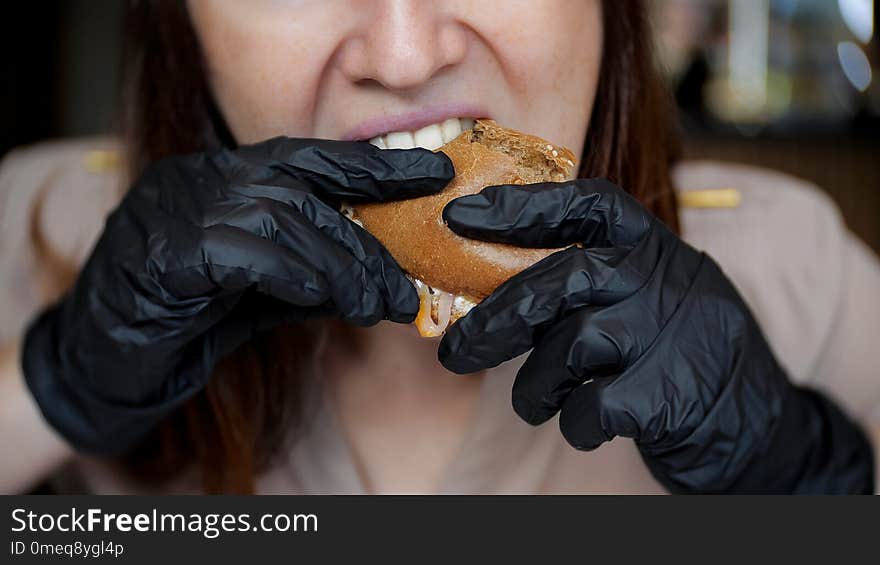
left=350, top=119, right=578, bottom=336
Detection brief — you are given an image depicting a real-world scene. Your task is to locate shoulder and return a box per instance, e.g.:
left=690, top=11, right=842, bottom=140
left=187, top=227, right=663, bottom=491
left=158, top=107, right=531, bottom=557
left=673, top=160, right=848, bottom=380
left=674, top=159, right=842, bottom=226
left=0, top=136, right=125, bottom=205
left=1, top=136, right=124, bottom=195
left=0, top=137, right=125, bottom=338
left=0, top=136, right=125, bottom=262
left=674, top=160, right=847, bottom=284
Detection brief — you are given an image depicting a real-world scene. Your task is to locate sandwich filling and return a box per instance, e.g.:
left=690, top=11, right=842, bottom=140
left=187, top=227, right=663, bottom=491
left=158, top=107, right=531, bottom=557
left=410, top=277, right=476, bottom=338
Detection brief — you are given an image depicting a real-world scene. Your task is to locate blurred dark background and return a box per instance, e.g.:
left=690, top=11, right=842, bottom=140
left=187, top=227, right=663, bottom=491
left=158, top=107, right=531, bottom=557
left=2, top=0, right=878, bottom=251
left=2, top=1, right=123, bottom=155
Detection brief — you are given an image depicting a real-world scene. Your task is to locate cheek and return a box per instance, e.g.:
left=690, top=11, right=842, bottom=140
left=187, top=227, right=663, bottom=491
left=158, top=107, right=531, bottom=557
left=188, top=1, right=336, bottom=143
left=214, top=58, right=302, bottom=143
left=481, top=0, right=602, bottom=156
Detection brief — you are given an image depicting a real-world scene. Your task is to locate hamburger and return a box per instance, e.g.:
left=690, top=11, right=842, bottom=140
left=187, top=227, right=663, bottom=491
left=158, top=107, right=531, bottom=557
left=346, top=119, right=578, bottom=337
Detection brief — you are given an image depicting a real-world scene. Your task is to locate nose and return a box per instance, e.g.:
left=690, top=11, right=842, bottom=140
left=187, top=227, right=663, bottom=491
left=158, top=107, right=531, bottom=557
left=336, top=0, right=468, bottom=91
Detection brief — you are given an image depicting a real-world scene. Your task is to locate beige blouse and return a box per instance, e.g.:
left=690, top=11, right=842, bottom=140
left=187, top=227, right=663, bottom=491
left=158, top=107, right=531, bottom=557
left=1, top=138, right=878, bottom=494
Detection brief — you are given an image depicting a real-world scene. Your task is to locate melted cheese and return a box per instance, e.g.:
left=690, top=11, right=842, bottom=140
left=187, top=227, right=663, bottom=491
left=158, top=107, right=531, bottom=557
left=411, top=277, right=476, bottom=337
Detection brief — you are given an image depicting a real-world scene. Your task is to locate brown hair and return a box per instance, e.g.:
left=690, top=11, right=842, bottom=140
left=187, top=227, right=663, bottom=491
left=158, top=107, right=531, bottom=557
left=114, top=0, right=680, bottom=493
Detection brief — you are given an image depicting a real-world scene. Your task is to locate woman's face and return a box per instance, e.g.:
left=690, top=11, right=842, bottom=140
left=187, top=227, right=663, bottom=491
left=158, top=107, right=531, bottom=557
left=188, top=0, right=602, bottom=159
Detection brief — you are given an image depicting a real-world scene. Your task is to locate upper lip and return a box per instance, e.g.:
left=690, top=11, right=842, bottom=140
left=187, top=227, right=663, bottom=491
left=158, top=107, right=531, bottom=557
left=342, top=102, right=489, bottom=141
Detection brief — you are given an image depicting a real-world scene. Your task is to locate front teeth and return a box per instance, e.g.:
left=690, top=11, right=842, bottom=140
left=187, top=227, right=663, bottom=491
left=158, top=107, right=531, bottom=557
left=385, top=131, right=416, bottom=149
left=369, top=117, right=475, bottom=150
left=440, top=118, right=462, bottom=143
left=413, top=124, right=444, bottom=150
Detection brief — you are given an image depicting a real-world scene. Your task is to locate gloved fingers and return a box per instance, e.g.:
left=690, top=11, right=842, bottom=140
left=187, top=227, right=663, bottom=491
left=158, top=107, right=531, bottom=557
left=560, top=354, right=689, bottom=451
left=215, top=222, right=387, bottom=326
left=442, top=178, right=651, bottom=248
left=175, top=290, right=344, bottom=396
left=558, top=379, right=618, bottom=451
left=156, top=223, right=334, bottom=310
left=192, top=292, right=306, bottom=373
left=160, top=218, right=394, bottom=326
left=439, top=243, right=648, bottom=374
left=228, top=137, right=454, bottom=203
left=209, top=195, right=419, bottom=323
left=511, top=305, right=639, bottom=426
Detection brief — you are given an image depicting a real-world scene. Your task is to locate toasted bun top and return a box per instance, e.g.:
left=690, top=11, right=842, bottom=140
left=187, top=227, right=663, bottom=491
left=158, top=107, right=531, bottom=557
left=352, top=119, right=577, bottom=301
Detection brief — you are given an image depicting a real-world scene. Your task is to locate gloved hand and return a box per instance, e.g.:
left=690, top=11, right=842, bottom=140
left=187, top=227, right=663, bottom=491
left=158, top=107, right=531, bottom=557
left=440, top=178, right=874, bottom=494
left=22, top=137, right=453, bottom=454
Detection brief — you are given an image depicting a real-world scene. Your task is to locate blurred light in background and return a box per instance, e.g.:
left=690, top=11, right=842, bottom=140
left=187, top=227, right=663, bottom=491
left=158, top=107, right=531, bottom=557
left=726, top=0, right=770, bottom=123
left=838, top=41, right=873, bottom=91
left=651, top=0, right=880, bottom=253
left=838, top=0, right=874, bottom=43
left=652, top=0, right=878, bottom=132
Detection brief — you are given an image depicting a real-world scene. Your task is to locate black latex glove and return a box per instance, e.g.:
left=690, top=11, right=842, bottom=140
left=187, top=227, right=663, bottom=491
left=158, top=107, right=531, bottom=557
left=22, top=137, right=453, bottom=454
left=440, top=178, right=874, bottom=494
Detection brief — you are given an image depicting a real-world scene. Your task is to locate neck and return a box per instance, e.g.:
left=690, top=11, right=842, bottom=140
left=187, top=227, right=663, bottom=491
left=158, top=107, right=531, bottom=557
left=318, top=320, right=484, bottom=493
left=321, top=320, right=482, bottom=397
